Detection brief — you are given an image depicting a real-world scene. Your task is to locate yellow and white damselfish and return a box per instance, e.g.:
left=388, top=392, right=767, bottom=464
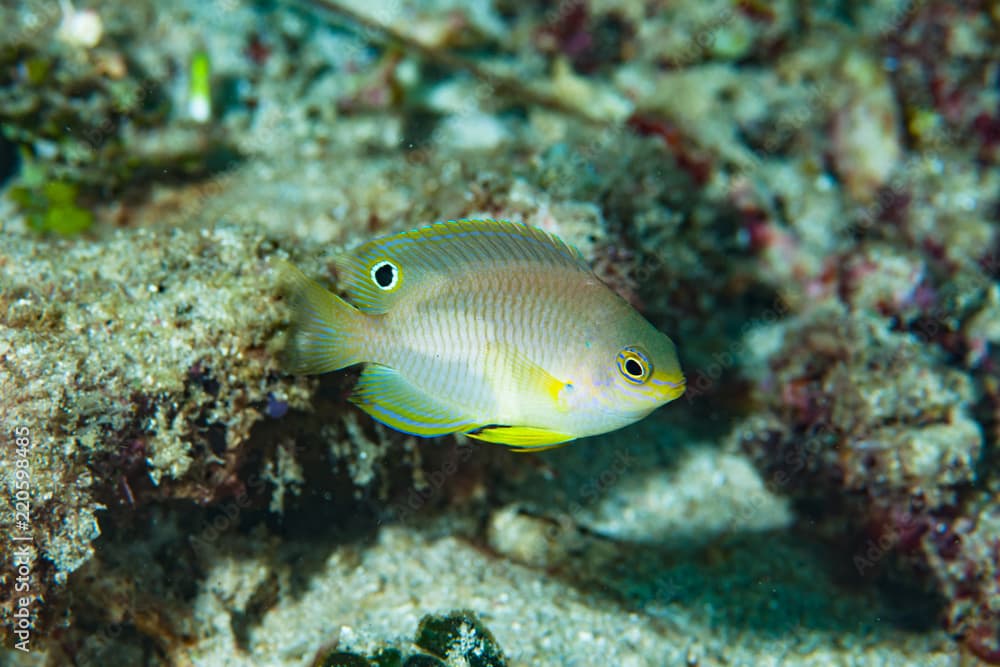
left=278, top=219, right=684, bottom=451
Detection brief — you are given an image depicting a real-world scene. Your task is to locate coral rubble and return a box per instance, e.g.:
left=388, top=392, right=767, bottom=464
left=1, top=0, right=998, bottom=664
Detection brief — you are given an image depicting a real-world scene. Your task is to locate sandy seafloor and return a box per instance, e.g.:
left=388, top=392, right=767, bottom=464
left=1, top=0, right=999, bottom=665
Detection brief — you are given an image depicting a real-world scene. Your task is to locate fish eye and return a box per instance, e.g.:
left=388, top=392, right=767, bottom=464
left=370, top=260, right=400, bottom=291
left=617, top=347, right=651, bottom=384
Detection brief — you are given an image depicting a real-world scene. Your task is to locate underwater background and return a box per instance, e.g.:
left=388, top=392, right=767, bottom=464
left=1, top=0, right=999, bottom=665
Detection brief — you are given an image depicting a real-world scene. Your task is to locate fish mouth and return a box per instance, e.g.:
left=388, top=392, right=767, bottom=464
left=649, top=372, right=686, bottom=401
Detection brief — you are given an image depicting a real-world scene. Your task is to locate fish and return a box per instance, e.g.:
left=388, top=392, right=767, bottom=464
left=278, top=219, right=684, bottom=451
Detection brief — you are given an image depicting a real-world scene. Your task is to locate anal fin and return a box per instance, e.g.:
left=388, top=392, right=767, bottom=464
left=350, top=365, right=480, bottom=438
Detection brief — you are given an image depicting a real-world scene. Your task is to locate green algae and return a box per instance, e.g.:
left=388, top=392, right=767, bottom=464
left=316, top=652, right=376, bottom=667
left=414, top=610, right=506, bottom=667
left=310, top=612, right=504, bottom=667
left=370, top=648, right=404, bottom=667
left=9, top=176, right=93, bottom=236
left=400, top=656, right=446, bottom=667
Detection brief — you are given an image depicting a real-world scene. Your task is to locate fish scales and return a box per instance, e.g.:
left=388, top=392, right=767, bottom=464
left=379, top=278, right=522, bottom=396
left=387, top=269, right=548, bottom=418
left=279, top=219, right=684, bottom=449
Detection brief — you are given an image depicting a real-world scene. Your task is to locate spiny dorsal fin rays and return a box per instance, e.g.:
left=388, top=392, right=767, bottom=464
left=333, top=219, right=591, bottom=313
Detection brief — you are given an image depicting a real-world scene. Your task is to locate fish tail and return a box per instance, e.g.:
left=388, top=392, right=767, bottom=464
left=274, top=258, right=367, bottom=374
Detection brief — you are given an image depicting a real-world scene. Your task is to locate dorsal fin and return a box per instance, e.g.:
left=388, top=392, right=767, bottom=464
left=333, top=219, right=591, bottom=313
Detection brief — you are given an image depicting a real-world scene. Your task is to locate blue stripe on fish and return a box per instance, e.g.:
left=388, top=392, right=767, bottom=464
left=649, top=375, right=685, bottom=388
left=365, top=403, right=475, bottom=435
left=350, top=364, right=482, bottom=437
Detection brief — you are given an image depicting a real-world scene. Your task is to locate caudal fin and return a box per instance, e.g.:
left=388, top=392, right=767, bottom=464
left=274, top=258, right=366, bottom=375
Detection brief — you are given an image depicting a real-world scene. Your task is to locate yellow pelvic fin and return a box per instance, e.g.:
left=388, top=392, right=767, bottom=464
left=465, top=425, right=576, bottom=451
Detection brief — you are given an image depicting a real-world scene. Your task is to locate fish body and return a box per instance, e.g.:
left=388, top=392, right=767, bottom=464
left=280, top=219, right=684, bottom=450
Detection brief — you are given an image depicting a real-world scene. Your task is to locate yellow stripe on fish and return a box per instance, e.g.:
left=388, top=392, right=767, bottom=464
left=277, top=219, right=684, bottom=451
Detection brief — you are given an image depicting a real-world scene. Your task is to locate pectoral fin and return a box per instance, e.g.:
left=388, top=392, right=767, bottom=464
left=485, top=342, right=572, bottom=410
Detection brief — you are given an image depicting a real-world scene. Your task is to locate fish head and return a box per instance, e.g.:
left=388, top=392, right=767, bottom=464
left=583, top=319, right=685, bottom=423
